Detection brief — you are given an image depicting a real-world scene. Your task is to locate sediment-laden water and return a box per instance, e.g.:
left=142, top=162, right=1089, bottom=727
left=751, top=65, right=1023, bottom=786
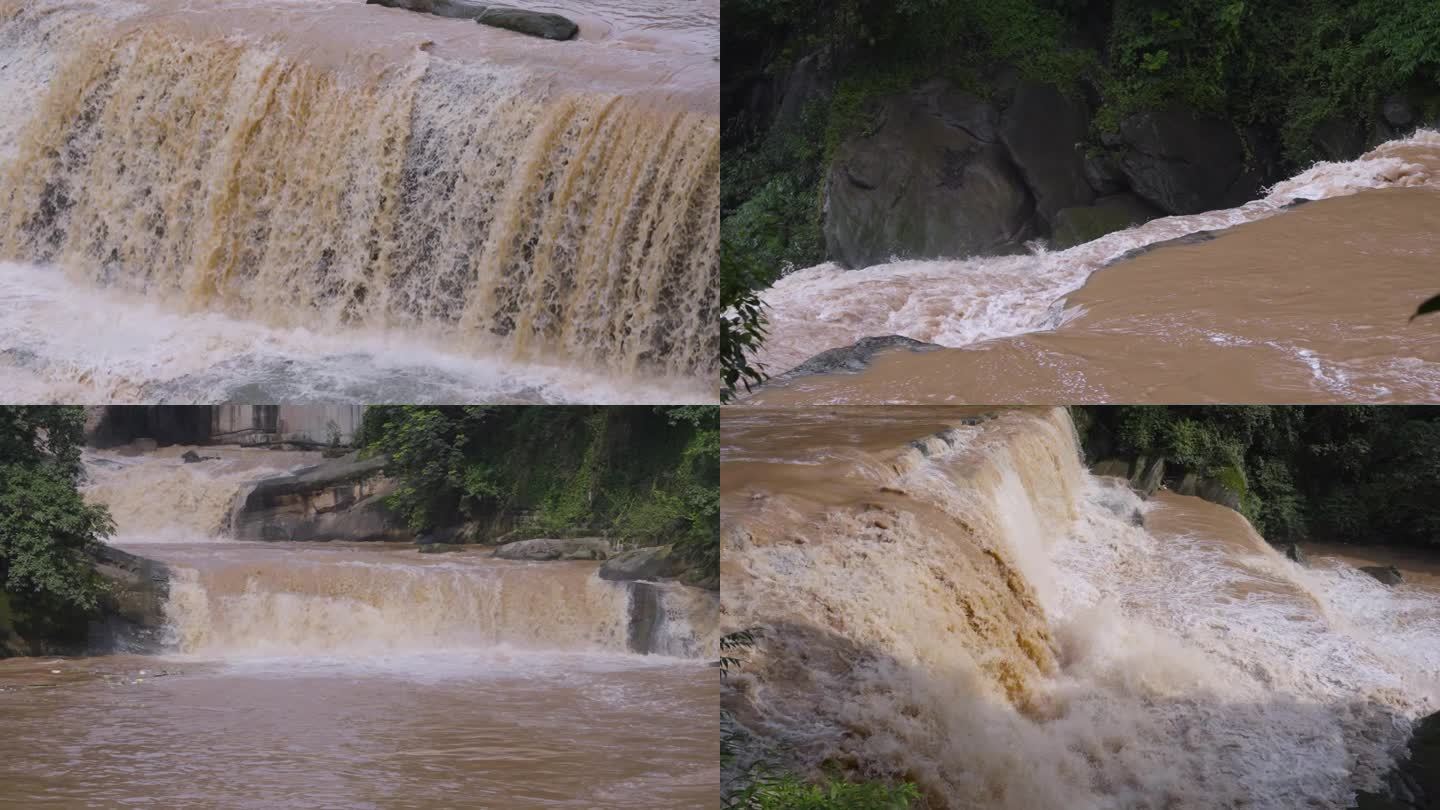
left=0, top=446, right=719, bottom=807
left=0, top=0, right=718, bottom=403
left=721, top=407, right=1440, bottom=808
left=750, top=132, right=1440, bottom=403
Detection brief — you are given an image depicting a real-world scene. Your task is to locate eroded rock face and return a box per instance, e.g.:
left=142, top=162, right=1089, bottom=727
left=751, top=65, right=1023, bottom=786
left=1117, top=108, right=1263, bottom=215
left=232, top=454, right=407, bottom=542
left=365, top=0, right=579, bottom=40
left=600, top=545, right=685, bottom=582
left=999, top=81, right=1094, bottom=223
left=88, top=545, right=170, bottom=654
left=824, top=91, right=1035, bottom=268
left=493, top=537, right=612, bottom=561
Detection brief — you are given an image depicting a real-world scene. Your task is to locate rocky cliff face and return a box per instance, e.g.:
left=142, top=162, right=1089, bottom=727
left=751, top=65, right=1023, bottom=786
left=1354, top=711, right=1440, bottom=810
left=822, top=75, right=1273, bottom=267
left=231, top=454, right=406, bottom=542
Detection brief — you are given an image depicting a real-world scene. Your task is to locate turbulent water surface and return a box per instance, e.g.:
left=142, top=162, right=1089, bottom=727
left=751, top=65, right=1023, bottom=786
left=0, top=0, right=718, bottom=403
left=750, top=133, right=1440, bottom=404
left=721, top=407, right=1440, bottom=809
left=0, top=446, right=719, bottom=807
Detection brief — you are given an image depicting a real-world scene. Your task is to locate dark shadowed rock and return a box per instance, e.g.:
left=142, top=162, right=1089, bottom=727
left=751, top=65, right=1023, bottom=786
left=89, top=545, right=170, bottom=654
left=773, top=53, right=831, bottom=132
left=772, top=335, right=940, bottom=383
left=1361, top=565, right=1404, bottom=586
left=1104, top=229, right=1217, bottom=268
left=1051, top=192, right=1160, bottom=249
left=1353, top=711, right=1440, bottom=809
left=1311, top=117, right=1365, bottom=162
left=418, top=543, right=464, bottom=554
left=999, top=81, right=1094, bottom=223
left=1383, top=95, right=1415, bottom=129
left=1083, top=151, right=1127, bottom=195
left=824, top=91, right=1035, bottom=267
left=365, top=0, right=490, bottom=20
left=1283, top=544, right=1308, bottom=566
left=600, top=545, right=685, bottom=582
left=494, top=537, right=611, bottom=561
left=477, top=8, right=578, bottom=40
left=1118, top=108, right=1260, bottom=214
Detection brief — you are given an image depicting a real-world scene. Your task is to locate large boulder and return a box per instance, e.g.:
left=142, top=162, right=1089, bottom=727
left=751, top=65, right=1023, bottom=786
left=476, top=8, right=579, bottom=40
left=1051, top=192, right=1161, bottom=249
left=365, top=0, right=489, bottom=19
left=824, top=90, right=1035, bottom=268
left=600, top=545, right=686, bottom=582
left=494, top=537, right=612, bottom=561
left=232, top=454, right=407, bottom=542
left=1361, top=565, right=1405, bottom=586
left=1354, top=711, right=1440, bottom=809
left=1117, top=108, right=1263, bottom=214
left=88, top=545, right=170, bottom=654
left=998, top=81, right=1095, bottom=223
left=1175, top=469, right=1244, bottom=512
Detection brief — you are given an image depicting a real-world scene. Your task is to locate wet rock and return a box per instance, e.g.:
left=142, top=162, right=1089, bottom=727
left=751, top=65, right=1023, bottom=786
left=417, top=543, right=464, bottom=554
left=1117, top=108, right=1261, bottom=214
left=600, top=545, right=685, bottom=582
left=1129, top=509, right=1145, bottom=527
left=180, top=450, right=218, bottom=463
left=476, top=8, right=578, bottom=40
left=1051, top=192, right=1160, bottom=249
left=1361, top=565, right=1404, bottom=586
left=1104, top=230, right=1217, bottom=268
left=1083, top=152, right=1127, bottom=195
left=494, top=537, right=611, bottom=561
left=1283, top=544, right=1308, bottom=566
left=772, top=53, right=832, bottom=132
left=1175, top=470, right=1243, bottom=512
left=365, top=0, right=490, bottom=20
left=1383, top=95, right=1416, bottom=129
left=824, top=91, right=1035, bottom=268
left=88, top=545, right=170, bottom=654
left=999, top=80, right=1095, bottom=223
left=772, top=335, right=940, bottom=383
left=1353, top=711, right=1440, bottom=809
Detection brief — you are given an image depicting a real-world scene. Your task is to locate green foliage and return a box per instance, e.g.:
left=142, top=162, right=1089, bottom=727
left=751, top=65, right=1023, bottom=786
left=735, top=775, right=919, bottom=809
left=1080, top=406, right=1440, bottom=545
left=361, top=407, right=719, bottom=581
left=0, top=407, right=112, bottom=624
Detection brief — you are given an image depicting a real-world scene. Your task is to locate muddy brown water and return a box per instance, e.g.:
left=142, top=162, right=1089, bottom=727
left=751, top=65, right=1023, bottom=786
left=0, top=536, right=718, bottom=807
left=750, top=135, right=1440, bottom=405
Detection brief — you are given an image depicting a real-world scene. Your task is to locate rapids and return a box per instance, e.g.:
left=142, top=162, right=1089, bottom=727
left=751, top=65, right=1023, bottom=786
left=721, top=407, right=1440, bottom=809
left=749, top=132, right=1440, bottom=404
left=0, top=443, right=720, bottom=807
left=0, top=0, right=718, bottom=403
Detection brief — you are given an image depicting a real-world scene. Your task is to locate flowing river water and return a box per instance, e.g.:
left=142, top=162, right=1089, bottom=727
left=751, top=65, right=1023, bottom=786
left=721, top=407, right=1440, bottom=809
left=0, top=445, right=719, bottom=808
left=0, top=0, right=718, bottom=403
left=749, top=132, right=1440, bottom=404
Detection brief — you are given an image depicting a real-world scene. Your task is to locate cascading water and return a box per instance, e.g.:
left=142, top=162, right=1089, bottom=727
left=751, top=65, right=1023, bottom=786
left=1, top=440, right=720, bottom=805
left=80, top=445, right=719, bottom=659
left=750, top=132, right=1440, bottom=402
left=722, top=407, right=1440, bottom=809
left=0, top=0, right=718, bottom=403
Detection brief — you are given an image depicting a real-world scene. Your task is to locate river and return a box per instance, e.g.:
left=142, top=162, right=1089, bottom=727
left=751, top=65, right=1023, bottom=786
left=0, top=443, right=719, bottom=808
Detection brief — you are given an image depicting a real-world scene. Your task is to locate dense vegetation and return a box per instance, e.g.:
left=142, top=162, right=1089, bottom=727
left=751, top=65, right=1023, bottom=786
left=1076, top=406, right=1440, bottom=546
left=722, top=0, right=1440, bottom=391
left=359, top=406, right=719, bottom=582
left=0, top=406, right=114, bottom=653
